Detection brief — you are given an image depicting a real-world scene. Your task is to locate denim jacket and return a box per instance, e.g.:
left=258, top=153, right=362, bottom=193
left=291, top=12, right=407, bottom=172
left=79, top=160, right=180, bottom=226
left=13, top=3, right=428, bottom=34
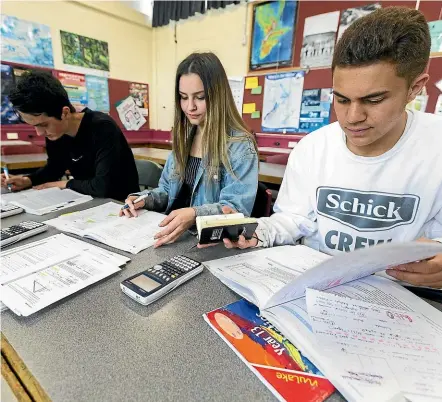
left=133, top=130, right=258, bottom=216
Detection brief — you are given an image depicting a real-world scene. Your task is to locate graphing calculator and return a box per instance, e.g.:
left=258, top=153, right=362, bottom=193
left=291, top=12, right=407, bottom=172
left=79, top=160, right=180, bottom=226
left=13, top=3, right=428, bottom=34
left=120, top=255, right=203, bottom=306
left=1, top=221, right=48, bottom=247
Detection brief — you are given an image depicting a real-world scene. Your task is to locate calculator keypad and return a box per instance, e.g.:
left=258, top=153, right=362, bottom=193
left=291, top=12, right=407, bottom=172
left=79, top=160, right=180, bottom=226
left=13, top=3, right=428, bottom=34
left=146, top=256, right=200, bottom=283
left=1, top=221, right=45, bottom=240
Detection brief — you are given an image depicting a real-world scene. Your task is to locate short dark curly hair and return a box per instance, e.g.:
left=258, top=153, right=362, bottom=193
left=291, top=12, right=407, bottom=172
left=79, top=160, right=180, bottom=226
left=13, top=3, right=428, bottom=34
left=332, top=7, right=431, bottom=84
left=9, top=70, right=75, bottom=119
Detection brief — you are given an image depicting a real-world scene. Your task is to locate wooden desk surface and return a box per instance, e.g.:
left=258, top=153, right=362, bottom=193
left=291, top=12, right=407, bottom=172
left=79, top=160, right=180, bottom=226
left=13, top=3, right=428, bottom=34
left=132, top=148, right=286, bottom=185
left=0, top=140, right=32, bottom=147
left=0, top=154, right=47, bottom=170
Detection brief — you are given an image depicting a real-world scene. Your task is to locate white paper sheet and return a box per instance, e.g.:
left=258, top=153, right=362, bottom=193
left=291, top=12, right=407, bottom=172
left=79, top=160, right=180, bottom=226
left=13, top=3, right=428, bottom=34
left=116, top=96, right=146, bottom=131
left=228, top=76, right=245, bottom=114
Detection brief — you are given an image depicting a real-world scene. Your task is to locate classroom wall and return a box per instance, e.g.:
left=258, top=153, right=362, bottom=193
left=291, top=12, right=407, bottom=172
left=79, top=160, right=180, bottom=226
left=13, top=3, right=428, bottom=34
left=1, top=0, right=153, bottom=84
left=150, top=3, right=250, bottom=129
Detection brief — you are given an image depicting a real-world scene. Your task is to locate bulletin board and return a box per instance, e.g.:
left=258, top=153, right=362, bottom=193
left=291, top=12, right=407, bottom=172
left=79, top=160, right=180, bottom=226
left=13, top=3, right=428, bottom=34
left=242, top=0, right=441, bottom=134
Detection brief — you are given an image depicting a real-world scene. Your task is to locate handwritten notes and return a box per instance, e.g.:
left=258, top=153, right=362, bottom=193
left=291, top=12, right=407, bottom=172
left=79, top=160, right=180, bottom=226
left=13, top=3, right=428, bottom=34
left=306, top=289, right=442, bottom=401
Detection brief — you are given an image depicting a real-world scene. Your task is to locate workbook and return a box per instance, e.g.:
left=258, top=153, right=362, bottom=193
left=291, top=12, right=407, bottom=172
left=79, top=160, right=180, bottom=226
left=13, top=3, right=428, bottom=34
left=44, top=202, right=165, bottom=254
left=204, top=299, right=335, bottom=402
left=0, top=234, right=129, bottom=316
left=1, top=188, right=92, bottom=215
left=204, top=242, right=442, bottom=401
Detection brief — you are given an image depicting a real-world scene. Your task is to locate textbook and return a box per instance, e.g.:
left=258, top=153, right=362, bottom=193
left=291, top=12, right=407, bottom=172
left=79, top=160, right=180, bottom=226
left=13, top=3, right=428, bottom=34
left=1, top=188, right=92, bottom=215
left=204, top=299, right=335, bottom=402
left=196, top=213, right=258, bottom=244
left=45, top=202, right=165, bottom=254
left=0, top=234, right=129, bottom=316
left=203, top=242, right=442, bottom=401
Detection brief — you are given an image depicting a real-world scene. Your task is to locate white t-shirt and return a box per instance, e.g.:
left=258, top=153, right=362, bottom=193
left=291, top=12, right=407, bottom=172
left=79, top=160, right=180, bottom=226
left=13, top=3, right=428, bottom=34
left=257, top=111, right=442, bottom=255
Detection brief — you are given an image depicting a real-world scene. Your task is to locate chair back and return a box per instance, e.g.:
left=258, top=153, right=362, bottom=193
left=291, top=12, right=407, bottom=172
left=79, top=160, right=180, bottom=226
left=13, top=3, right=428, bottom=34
left=135, top=159, right=163, bottom=190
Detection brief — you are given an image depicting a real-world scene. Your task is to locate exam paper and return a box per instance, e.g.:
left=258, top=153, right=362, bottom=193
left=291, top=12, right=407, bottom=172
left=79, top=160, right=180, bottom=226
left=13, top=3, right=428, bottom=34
left=306, top=289, right=442, bottom=401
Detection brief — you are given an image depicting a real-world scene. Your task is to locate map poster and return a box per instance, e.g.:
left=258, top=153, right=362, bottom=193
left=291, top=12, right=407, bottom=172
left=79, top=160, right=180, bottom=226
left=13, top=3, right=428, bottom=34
left=299, top=88, right=333, bottom=133
left=300, top=11, right=340, bottom=69
left=1, top=15, right=54, bottom=68
left=262, top=71, right=305, bottom=133
left=58, top=72, right=88, bottom=112
left=129, top=83, right=149, bottom=117
left=85, top=75, right=110, bottom=113
left=337, top=4, right=381, bottom=42
left=60, top=31, right=109, bottom=72
left=249, top=0, right=298, bottom=71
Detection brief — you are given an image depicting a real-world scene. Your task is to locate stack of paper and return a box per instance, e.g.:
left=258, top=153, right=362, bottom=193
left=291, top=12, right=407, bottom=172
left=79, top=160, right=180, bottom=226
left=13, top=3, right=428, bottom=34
left=2, top=188, right=93, bottom=215
left=44, top=201, right=165, bottom=254
left=0, top=234, right=129, bottom=316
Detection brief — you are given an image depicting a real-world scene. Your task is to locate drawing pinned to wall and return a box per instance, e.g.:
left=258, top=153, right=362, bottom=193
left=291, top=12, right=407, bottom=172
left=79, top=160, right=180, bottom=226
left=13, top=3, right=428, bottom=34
left=0, top=15, right=54, bottom=68
left=299, top=88, right=333, bottom=133
left=429, top=20, right=442, bottom=53
left=129, top=83, right=148, bottom=117
left=116, top=97, right=146, bottom=131
left=262, top=71, right=305, bottom=133
left=300, top=11, right=340, bottom=69
left=228, top=77, right=245, bottom=114
left=249, top=0, right=298, bottom=71
left=58, top=72, right=88, bottom=112
left=1, top=64, right=20, bottom=125
left=85, top=75, right=110, bottom=113
left=60, top=31, right=110, bottom=72
left=337, top=4, right=381, bottom=41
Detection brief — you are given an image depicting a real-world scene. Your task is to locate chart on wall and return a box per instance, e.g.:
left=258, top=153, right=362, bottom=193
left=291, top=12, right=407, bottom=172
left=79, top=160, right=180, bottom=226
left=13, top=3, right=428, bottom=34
left=299, top=88, right=333, bottom=133
left=228, top=77, right=245, bottom=114
left=429, top=20, right=442, bottom=53
left=249, top=0, right=297, bottom=71
left=58, top=72, right=88, bottom=112
left=129, top=83, right=148, bottom=117
left=261, top=71, right=305, bottom=133
left=60, top=31, right=110, bottom=72
left=0, top=15, right=54, bottom=68
left=337, top=4, right=381, bottom=41
left=300, top=11, right=340, bottom=68
left=85, top=75, right=110, bottom=113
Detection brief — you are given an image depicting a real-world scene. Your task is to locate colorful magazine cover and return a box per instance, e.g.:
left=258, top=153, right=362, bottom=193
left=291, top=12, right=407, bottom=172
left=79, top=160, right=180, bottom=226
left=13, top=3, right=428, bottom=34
left=204, top=299, right=335, bottom=402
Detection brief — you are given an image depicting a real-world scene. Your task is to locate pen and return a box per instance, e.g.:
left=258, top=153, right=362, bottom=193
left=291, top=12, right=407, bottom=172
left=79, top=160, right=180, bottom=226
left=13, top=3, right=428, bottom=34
left=121, top=193, right=150, bottom=210
left=3, top=167, right=12, bottom=191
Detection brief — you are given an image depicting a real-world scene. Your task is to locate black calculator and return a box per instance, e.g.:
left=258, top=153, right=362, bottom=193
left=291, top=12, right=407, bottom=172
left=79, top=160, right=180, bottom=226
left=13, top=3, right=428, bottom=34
left=120, top=255, right=203, bottom=306
left=1, top=221, right=48, bottom=247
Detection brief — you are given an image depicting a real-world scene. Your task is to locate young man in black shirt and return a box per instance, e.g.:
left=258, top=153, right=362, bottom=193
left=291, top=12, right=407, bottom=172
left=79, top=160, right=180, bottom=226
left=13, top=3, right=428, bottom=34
left=1, top=71, right=139, bottom=201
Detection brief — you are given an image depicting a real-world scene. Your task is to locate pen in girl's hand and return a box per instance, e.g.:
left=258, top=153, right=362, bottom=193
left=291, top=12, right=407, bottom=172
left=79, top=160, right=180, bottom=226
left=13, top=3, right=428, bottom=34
left=121, top=193, right=150, bottom=210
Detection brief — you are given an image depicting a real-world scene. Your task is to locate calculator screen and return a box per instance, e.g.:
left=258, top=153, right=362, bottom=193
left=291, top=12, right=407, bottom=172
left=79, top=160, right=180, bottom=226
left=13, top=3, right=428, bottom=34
left=130, top=274, right=161, bottom=292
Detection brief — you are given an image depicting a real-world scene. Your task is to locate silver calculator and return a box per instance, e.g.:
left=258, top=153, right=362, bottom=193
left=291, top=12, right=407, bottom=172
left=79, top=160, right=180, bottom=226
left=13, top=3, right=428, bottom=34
left=0, top=204, right=24, bottom=219
left=1, top=221, right=48, bottom=247
left=120, top=255, right=203, bottom=306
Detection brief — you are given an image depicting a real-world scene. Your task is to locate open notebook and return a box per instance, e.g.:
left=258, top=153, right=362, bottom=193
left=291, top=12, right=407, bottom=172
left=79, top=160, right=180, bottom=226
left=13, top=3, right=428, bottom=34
left=1, top=188, right=92, bottom=215
left=44, top=202, right=165, bottom=254
left=204, top=242, right=442, bottom=401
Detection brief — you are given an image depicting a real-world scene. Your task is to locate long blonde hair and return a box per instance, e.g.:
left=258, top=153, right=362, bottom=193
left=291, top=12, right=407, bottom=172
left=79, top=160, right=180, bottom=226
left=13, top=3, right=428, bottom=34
left=172, top=52, right=257, bottom=180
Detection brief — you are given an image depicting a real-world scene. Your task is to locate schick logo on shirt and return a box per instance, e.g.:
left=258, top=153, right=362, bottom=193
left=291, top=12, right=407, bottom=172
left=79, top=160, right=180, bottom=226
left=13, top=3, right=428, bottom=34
left=316, top=187, right=419, bottom=231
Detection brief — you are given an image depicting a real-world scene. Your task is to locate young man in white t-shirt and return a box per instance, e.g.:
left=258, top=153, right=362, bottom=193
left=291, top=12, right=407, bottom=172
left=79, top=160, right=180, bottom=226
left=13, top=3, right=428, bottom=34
left=218, top=7, right=442, bottom=288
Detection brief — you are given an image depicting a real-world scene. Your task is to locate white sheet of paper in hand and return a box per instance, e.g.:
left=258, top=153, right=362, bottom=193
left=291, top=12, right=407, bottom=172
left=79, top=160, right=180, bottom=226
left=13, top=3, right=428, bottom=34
left=306, top=289, right=442, bottom=402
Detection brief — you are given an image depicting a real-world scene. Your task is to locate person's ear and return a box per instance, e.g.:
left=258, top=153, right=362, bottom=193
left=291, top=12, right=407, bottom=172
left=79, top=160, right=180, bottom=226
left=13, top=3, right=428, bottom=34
left=60, top=106, right=71, bottom=120
left=406, top=73, right=429, bottom=104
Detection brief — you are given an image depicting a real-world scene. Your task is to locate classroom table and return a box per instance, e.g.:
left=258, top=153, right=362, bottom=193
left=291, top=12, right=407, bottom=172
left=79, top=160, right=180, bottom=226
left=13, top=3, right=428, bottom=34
left=0, top=140, right=32, bottom=147
left=132, top=148, right=286, bottom=185
left=1, top=199, right=442, bottom=401
left=0, top=153, right=47, bottom=170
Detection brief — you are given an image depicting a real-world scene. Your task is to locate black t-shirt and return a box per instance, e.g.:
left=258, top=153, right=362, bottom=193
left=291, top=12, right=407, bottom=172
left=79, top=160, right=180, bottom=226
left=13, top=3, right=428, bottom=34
left=28, top=108, right=139, bottom=201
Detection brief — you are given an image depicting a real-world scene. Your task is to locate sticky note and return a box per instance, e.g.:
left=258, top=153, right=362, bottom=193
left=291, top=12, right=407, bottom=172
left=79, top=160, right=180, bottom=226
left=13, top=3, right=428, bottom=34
left=245, top=77, right=259, bottom=89
left=242, top=103, right=256, bottom=114
left=251, top=111, right=261, bottom=119
left=251, top=86, right=262, bottom=95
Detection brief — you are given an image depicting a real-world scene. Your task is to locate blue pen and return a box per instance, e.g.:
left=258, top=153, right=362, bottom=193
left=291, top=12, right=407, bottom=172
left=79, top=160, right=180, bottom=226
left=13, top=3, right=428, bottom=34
left=121, top=193, right=150, bottom=210
left=3, top=167, right=12, bottom=191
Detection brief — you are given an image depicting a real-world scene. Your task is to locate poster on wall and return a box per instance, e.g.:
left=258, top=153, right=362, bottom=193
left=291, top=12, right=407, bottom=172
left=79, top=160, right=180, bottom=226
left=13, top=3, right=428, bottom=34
left=129, top=83, right=148, bottom=117
left=0, top=15, right=54, bottom=68
left=337, top=4, right=381, bottom=41
left=58, top=72, right=88, bottom=112
left=116, top=97, right=146, bottom=131
left=429, top=20, right=442, bottom=53
left=300, top=11, right=340, bottom=68
left=299, top=88, right=333, bottom=133
left=60, top=31, right=110, bottom=72
left=228, top=76, right=245, bottom=114
left=85, top=75, right=110, bottom=113
left=249, top=0, right=298, bottom=71
left=261, top=71, right=305, bottom=133
left=1, top=64, right=20, bottom=125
